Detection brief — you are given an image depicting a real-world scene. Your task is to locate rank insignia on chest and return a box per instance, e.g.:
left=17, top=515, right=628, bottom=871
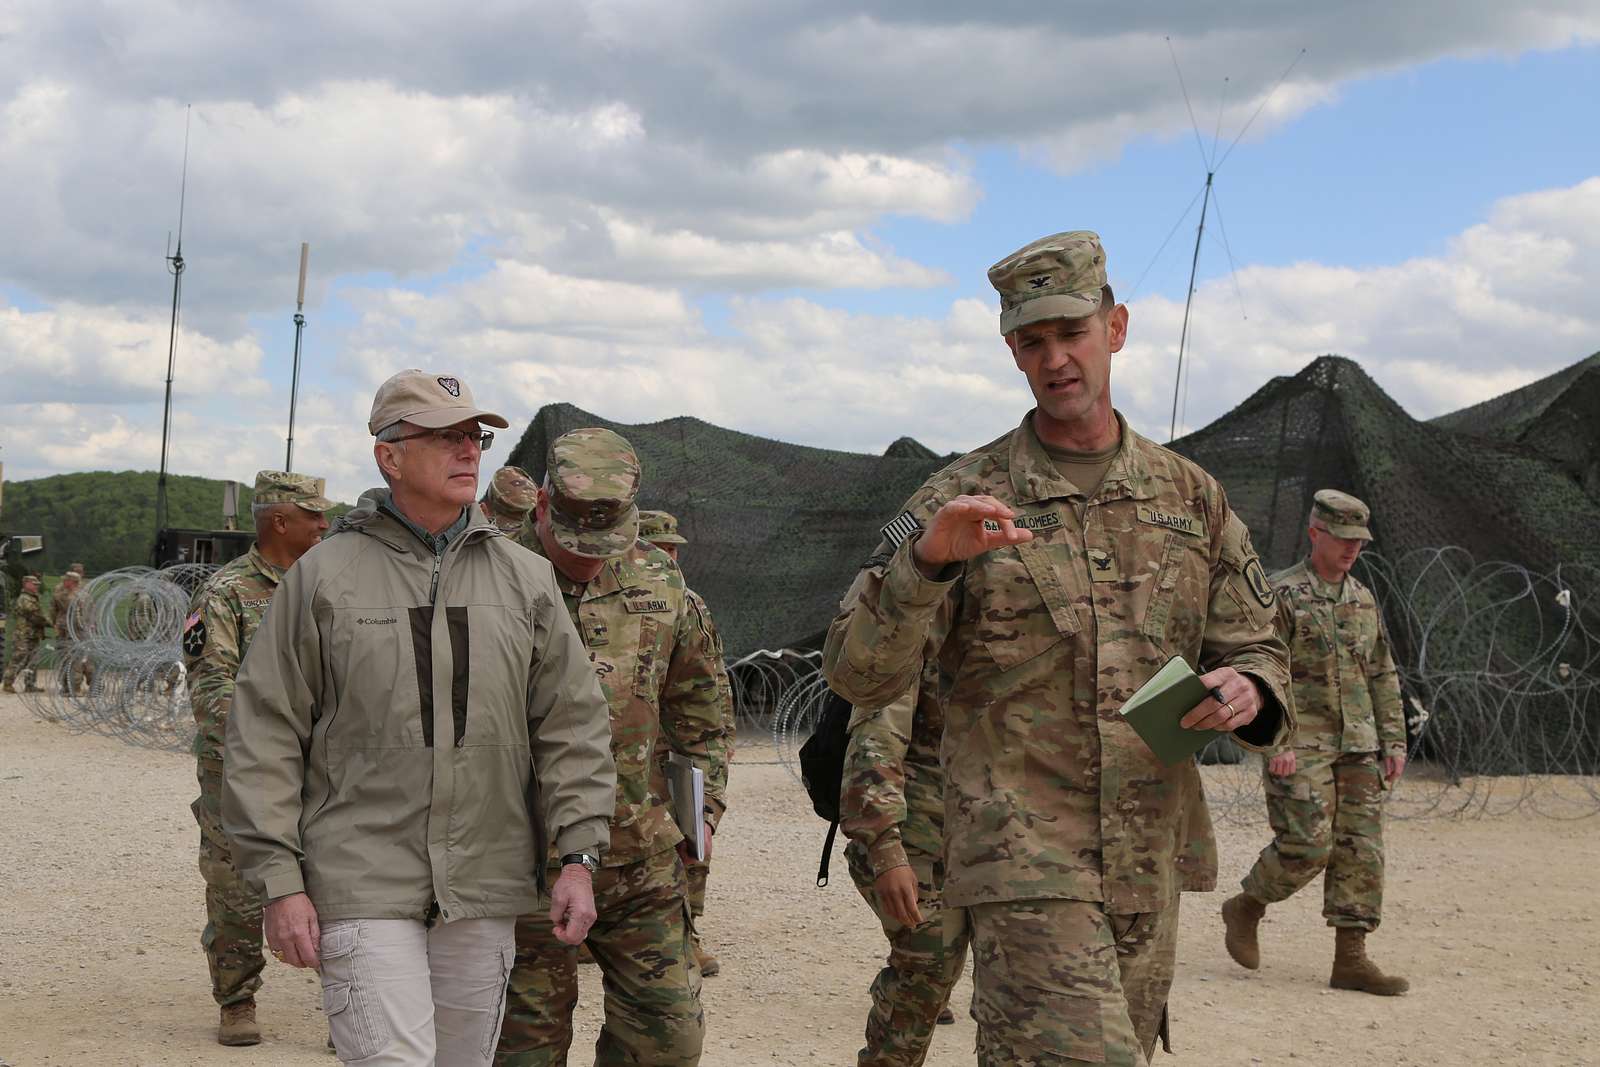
left=584, top=620, right=610, bottom=647
left=1136, top=505, right=1205, bottom=538
left=1086, top=547, right=1120, bottom=582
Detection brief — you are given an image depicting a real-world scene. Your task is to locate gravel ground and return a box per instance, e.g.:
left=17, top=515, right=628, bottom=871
left=1, top=694, right=1596, bottom=1066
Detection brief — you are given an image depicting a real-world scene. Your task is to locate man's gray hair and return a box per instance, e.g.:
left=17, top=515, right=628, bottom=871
left=252, top=501, right=297, bottom=529
left=375, top=420, right=410, bottom=486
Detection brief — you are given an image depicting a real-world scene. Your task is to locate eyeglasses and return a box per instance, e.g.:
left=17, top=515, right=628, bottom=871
left=386, top=427, right=495, bottom=451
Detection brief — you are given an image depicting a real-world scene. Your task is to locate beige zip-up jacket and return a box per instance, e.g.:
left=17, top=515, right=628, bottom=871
left=222, top=489, right=616, bottom=923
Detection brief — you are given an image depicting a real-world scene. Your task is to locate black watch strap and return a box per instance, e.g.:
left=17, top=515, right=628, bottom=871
left=561, top=852, right=599, bottom=873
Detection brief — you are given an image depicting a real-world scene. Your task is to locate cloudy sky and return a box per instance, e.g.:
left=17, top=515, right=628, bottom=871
left=3, top=2, right=1598, bottom=503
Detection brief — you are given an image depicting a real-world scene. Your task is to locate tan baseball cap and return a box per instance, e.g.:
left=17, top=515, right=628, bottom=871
left=1311, top=489, right=1373, bottom=541
left=253, top=470, right=337, bottom=512
left=367, top=370, right=509, bottom=436
left=545, top=428, right=641, bottom=559
left=988, top=230, right=1108, bottom=335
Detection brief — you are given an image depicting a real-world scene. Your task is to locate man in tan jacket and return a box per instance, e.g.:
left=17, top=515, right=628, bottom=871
left=223, top=370, right=617, bottom=1067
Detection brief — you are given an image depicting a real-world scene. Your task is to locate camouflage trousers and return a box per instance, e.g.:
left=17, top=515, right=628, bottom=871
left=3, top=630, right=40, bottom=686
left=192, top=761, right=265, bottom=1006
left=495, top=846, right=703, bottom=1067
left=846, top=842, right=970, bottom=1067
left=969, top=897, right=1179, bottom=1067
left=1242, top=749, right=1386, bottom=931
left=686, top=859, right=708, bottom=920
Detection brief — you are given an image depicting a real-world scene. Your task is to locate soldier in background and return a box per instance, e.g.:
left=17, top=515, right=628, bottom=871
left=1223, top=489, right=1409, bottom=995
left=183, top=471, right=335, bottom=1046
left=498, top=432, right=731, bottom=1067
left=841, top=663, right=967, bottom=1067
left=483, top=465, right=539, bottom=534
left=638, top=509, right=734, bottom=979
left=3, top=574, right=49, bottom=693
left=823, top=230, right=1292, bottom=1065
left=50, top=569, right=93, bottom=693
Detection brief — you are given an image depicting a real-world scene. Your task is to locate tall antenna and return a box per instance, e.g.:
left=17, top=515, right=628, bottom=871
left=1163, top=43, right=1305, bottom=442
left=285, top=242, right=310, bottom=471
left=155, top=105, right=192, bottom=537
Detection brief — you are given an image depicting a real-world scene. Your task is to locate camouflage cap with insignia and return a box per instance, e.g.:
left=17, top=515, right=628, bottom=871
left=638, top=509, right=687, bottom=545
left=988, top=230, right=1108, bottom=335
left=1311, top=488, right=1373, bottom=541
left=546, top=428, right=642, bottom=559
left=367, top=369, right=510, bottom=435
left=253, top=470, right=337, bottom=513
left=487, top=466, right=538, bottom=514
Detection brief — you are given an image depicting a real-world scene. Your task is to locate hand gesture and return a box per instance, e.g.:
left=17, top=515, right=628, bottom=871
left=912, top=495, right=1033, bottom=574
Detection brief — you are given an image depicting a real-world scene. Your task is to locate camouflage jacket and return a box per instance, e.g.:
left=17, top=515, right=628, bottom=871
left=185, top=544, right=284, bottom=766
left=840, top=663, right=945, bottom=879
left=12, top=591, right=48, bottom=638
left=1270, top=559, right=1405, bottom=758
left=685, top=587, right=735, bottom=751
left=50, top=585, right=75, bottom=634
left=822, top=411, right=1293, bottom=912
left=524, top=536, right=733, bottom=867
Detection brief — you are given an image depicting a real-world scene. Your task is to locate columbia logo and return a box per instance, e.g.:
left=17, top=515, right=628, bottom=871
left=357, top=616, right=398, bottom=626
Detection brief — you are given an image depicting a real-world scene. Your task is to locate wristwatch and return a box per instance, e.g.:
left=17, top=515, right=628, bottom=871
left=560, top=851, right=600, bottom=875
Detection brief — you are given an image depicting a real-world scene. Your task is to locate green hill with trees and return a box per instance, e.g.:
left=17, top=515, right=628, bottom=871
left=5, top=471, right=261, bottom=576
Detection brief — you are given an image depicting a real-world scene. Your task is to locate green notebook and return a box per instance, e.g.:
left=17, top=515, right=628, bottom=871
left=1118, top=656, right=1225, bottom=766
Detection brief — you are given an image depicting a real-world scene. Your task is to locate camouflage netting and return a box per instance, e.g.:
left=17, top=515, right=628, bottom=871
left=510, top=353, right=1600, bottom=776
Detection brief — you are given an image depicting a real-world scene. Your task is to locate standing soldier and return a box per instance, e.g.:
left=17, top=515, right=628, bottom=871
left=184, top=471, right=335, bottom=1046
left=841, top=663, right=968, bottom=1067
left=1223, top=489, right=1410, bottom=995
left=822, top=230, right=1293, bottom=1065
left=3, top=574, right=49, bottom=693
left=483, top=465, right=540, bottom=534
left=638, top=508, right=734, bottom=979
left=50, top=570, right=87, bottom=692
left=497, top=433, right=731, bottom=1067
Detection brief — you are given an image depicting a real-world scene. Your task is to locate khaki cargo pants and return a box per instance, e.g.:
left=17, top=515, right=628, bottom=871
left=1242, top=749, right=1386, bottom=930
left=969, top=897, right=1178, bottom=1067
left=495, top=846, right=703, bottom=1067
left=846, top=842, right=970, bottom=1067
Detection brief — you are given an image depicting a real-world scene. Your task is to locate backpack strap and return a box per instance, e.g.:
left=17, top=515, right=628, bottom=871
left=816, top=819, right=839, bottom=887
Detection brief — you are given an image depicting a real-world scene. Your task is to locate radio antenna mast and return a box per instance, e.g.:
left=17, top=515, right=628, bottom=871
left=155, top=105, right=191, bottom=536
left=285, top=242, right=310, bottom=471
left=1163, top=42, right=1305, bottom=442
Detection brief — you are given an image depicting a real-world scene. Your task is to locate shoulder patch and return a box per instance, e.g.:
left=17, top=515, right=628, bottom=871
left=182, top=610, right=207, bottom=658
left=1244, top=559, right=1276, bottom=608
left=879, top=511, right=922, bottom=549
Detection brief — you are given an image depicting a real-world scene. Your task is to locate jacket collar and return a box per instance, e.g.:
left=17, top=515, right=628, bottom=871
left=1007, top=409, right=1159, bottom=505
left=526, top=534, right=637, bottom=602
left=334, top=488, right=498, bottom=557
left=245, top=543, right=286, bottom=584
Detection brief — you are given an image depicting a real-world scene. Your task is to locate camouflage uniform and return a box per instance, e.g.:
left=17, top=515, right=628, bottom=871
left=498, top=431, right=732, bottom=1067
left=841, top=665, right=969, bottom=1067
left=823, top=232, right=1292, bottom=1066
left=1240, top=520, right=1404, bottom=931
left=482, top=464, right=539, bottom=535
left=638, top=510, right=734, bottom=957
left=4, top=583, right=48, bottom=689
left=51, top=578, right=93, bottom=690
left=183, top=472, right=334, bottom=1010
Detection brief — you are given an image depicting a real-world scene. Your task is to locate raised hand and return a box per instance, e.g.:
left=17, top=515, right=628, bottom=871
left=912, top=495, right=1033, bottom=574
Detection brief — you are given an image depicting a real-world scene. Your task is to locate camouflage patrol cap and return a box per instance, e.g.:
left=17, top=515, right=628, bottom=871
left=988, top=230, right=1107, bottom=335
left=253, top=470, right=336, bottom=513
left=637, top=509, right=687, bottom=545
left=67, top=562, right=86, bottom=575
left=1311, top=489, right=1373, bottom=541
left=367, top=369, right=509, bottom=435
left=487, top=466, right=538, bottom=514
left=545, top=428, right=641, bottom=559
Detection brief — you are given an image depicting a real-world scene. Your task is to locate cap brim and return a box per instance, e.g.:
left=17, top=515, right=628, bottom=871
left=403, top=406, right=511, bottom=430
left=999, top=291, right=1102, bottom=335
left=1327, top=523, right=1373, bottom=541
left=294, top=496, right=338, bottom=513
left=646, top=533, right=688, bottom=545
left=550, top=505, right=640, bottom=560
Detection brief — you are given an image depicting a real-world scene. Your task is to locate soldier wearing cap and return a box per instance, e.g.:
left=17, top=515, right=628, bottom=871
left=637, top=509, right=735, bottom=979
left=483, top=466, right=539, bottom=535
left=1223, top=489, right=1409, bottom=996
left=497, top=436, right=731, bottom=1067
left=50, top=569, right=93, bottom=693
left=183, top=470, right=335, bottom=1045
left=223, top=371, right=617, bottom=1067
left=823, top=230, right=1293, bottom=1065
left=3, top=573, right=49, bottom=693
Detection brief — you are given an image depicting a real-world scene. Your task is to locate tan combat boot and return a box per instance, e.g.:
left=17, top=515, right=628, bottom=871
left=1, top=682, right=14, bottom=693
left=218, top=998, right=262, bottom=1046
left=1330, top=927, right=1410, bottom=995
left=693, top=936, right=720, bottom=977
left=1221, top=892, right=1267, bottom=970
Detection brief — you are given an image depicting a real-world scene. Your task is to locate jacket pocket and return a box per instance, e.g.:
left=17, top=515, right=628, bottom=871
left=976, top=550, right=1069, bottom=671
left=1140, top=533, right=1209, bottom=652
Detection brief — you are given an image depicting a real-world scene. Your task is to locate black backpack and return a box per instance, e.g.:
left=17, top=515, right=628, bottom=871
left=798, top=687, right=854, bottom=886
